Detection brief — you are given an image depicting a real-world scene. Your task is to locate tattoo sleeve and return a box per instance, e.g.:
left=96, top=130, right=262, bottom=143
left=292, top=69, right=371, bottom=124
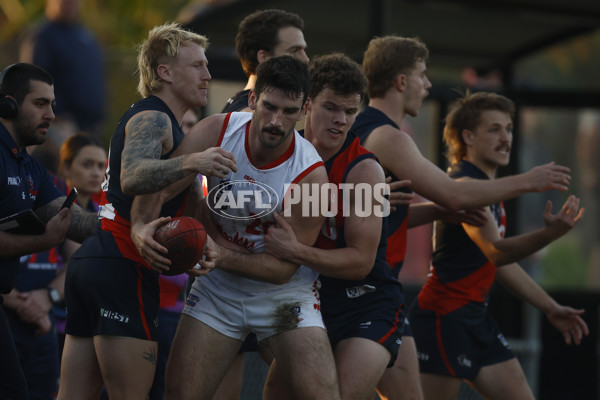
left=121, top=111, right=186, bottom=195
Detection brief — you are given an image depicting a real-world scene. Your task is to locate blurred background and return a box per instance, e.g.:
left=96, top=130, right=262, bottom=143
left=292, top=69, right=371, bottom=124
left=1, top=1, right=599, bottom=398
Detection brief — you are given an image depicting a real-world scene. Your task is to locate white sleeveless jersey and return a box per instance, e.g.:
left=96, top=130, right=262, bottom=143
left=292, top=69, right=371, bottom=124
left=205, top=112, right=324, bottom=292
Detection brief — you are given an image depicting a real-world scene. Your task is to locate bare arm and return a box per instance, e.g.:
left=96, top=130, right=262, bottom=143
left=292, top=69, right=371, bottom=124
left=362, top=125, right=571, bottom=210
left=464, top=194, right=583, bottom=266
left=264, top=159, right=384, bottom=280
left=120, top=111, right=237, bottom=195
left=496, top=263, right=589, bottom=345
left=35, top=197, right=97, bottom=242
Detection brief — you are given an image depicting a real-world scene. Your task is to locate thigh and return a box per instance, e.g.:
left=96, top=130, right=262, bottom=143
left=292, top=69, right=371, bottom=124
left=95, top=335, right=157, bottom=400
left=420, top=373, right=462, bottom=400
left=335, top=337, right=390, bottom=400
left=57, top=335, right=104, bottom=400
left=165, top=314, right=242, bottom=400
left=473, top=358, right=534, bottom=400
left=377, top=336, right=424, bottom=400
left=266, top=326, right=340, bottom=400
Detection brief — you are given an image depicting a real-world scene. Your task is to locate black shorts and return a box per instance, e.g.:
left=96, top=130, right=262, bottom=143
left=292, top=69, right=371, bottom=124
left=409, top=301, right=514, bottom=381
left=324, top=302, right=404, bottom=368
left=64, top=231, right=160, bottom=340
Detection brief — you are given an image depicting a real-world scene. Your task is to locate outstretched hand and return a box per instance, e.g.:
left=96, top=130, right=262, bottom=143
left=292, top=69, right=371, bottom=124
left=130, top=216, right=172, bottom=273
left=546, top=305, right=589, bottom=345
left=526, top=162, right=571, bottom=192
left=543, top=195, right=584, bottom=239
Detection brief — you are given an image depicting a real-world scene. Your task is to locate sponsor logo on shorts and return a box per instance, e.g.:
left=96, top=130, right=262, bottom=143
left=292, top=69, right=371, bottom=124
left=186, top=293, right=200, bottom=307
left=417, top=351, right=429, bottom=361
left=100, top=308, right=129, bottom=323
left=457, top=354, right=472, bottom=368
left=346, top=284, right=376, bottom=298
left=359, top=321, right=372, bottom=329
left=497, top=333, right=510, bottom=349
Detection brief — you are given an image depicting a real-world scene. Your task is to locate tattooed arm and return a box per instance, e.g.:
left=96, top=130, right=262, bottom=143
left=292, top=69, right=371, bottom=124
left=120, top=110, right=237, bottom=196
left=35, top=197, right=97, bottom=242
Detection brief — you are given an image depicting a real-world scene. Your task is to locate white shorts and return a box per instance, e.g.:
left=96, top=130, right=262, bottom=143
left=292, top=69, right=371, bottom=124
left=183, top=272, right=325, bottom=342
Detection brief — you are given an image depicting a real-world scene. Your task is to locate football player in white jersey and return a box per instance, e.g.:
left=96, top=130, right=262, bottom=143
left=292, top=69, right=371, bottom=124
left=130, top=55, right=340, bottom=400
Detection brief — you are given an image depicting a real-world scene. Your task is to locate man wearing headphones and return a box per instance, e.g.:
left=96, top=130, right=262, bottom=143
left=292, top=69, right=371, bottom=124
left=0, top=62, right=96, bottom=400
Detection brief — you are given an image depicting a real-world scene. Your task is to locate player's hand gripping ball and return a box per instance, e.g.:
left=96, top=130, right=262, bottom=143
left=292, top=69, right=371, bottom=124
left=153, top=216, right=207, bottom=275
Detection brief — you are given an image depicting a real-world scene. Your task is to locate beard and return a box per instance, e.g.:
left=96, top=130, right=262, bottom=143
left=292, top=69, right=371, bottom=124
left=13, top=114, right=48, bottom=147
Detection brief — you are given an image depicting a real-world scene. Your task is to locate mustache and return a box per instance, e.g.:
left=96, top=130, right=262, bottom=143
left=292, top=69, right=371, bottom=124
left=262, top=125, right=285, bottom=136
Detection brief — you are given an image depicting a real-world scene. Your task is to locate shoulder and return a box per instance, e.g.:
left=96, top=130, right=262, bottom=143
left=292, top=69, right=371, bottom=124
left=346, top=157, right=385, bottom=185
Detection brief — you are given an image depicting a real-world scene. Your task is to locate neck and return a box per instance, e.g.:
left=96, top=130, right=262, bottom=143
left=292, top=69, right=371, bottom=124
left=244, top=75, right=257, bottom=91
left=368, top=96, right=406, bottom=128
left=77, top=193, right=92, bottom=209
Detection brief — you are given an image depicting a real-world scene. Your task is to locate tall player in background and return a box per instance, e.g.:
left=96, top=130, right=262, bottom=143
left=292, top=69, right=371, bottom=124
left=350, top=35, right=574, bottom=400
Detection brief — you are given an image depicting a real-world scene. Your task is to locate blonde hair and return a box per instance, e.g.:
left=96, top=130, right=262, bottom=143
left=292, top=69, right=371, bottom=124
left=137, top=22, right=209, bottom=97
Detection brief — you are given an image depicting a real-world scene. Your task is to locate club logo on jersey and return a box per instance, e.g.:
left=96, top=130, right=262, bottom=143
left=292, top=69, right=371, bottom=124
left=207, top=180, right=279, bottom=221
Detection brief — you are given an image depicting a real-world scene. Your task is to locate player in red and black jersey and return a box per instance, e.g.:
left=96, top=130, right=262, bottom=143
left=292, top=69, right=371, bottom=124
left=409, top=92, right=588, bottom=400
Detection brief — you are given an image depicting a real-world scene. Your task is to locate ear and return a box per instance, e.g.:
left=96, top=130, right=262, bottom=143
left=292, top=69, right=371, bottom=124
left=461, top=129, right=475, bottom=145
left=157, top=64, right=172, bottom=83
left=299, top=100, right=309, bottom=121
left=257, top=49, right=270, bottom=64
left=394, top=74, right=407, bottom=92
left=248, top=89, right=257, bottom=110
left=305, top=97, right=313, bottom=112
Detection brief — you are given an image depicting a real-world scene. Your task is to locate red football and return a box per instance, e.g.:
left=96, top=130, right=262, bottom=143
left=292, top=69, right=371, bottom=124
left=153, top=216, right=207, bottom=276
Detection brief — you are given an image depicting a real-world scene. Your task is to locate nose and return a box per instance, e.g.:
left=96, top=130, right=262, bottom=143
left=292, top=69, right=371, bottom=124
left=46, top=105, right=55, bottom=121
left=425, top=76, right=432, bottom=90
left=334, top=110, right=347, bottom=126
left=297, top=50, right=309, bottom=65
left=270, top=110, right=284, bottom=128
left=203, top=66, right=212, bottom=81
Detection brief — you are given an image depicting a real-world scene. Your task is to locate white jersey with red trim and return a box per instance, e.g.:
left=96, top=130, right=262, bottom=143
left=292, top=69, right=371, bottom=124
left=205, top=112, right=324, bottom=292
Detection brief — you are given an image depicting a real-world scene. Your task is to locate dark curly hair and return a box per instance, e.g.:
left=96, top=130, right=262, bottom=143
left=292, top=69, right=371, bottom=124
left=308, top=53, right=366, bottom=101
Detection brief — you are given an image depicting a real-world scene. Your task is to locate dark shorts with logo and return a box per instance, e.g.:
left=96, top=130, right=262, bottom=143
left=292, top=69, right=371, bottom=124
left=64, top=230, right=160, bottom=340
left=409, top=301, right=514, bottom=381
left=323, top=292, right=404, bottom=368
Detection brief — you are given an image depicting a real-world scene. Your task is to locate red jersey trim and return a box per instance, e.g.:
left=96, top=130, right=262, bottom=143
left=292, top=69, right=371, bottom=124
left=282, top=161, right=326, bottom=209
left=216, top=113, right=232, bottom=147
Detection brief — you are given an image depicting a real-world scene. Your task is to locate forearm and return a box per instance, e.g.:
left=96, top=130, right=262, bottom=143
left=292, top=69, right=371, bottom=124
left=447, top=176, right=529, bottom=210
left=496, top=263, right=557, bottom=313
left=285, top=243, right=374, bottom=280
left=407, top=202, right=443, bottom=228
left=121, top=156, right=187, bottom=196
left=484, top=228, right=555, bottom=267
left=217, top=247, right=299, bottom=284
